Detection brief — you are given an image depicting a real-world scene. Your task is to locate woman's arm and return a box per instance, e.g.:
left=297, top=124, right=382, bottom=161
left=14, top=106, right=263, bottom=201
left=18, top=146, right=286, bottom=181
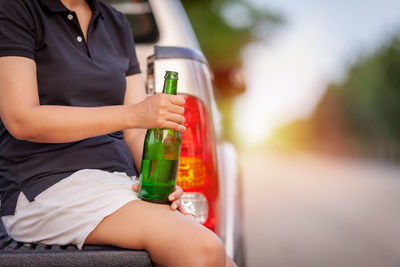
left=0, top=57, right=185, bottom=144
left=122, top=74, right=148, bottom=171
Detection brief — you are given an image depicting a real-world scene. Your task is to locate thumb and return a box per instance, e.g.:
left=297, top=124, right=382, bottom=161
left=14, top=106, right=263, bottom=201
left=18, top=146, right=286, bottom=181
left=132, top=183, right=139, bottom=192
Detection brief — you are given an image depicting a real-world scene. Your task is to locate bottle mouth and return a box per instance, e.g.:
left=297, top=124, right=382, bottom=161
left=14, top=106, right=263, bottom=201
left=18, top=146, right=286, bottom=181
left=165, top=70, right=179, bottom=79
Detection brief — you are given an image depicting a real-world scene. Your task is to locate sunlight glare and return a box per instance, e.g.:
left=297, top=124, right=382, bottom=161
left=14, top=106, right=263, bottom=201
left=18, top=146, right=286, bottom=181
left=234, top=22, right=326, bottom=146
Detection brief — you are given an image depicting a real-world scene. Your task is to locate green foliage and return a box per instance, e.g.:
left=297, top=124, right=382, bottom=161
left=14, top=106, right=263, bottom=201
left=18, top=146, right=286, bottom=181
left=180, top=0, right=283, bottom=68
left=339, top=35, right=400, bottom=143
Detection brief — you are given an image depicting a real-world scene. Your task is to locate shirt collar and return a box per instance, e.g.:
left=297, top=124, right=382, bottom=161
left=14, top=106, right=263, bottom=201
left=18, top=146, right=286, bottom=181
left=38, top=0, right=103, bottom=19
left=38, top=0, right=68, bottom=12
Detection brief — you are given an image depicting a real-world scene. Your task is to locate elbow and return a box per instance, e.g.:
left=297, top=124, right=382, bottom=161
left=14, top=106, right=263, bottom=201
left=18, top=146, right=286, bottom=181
left=9, top=128, right=30, bottom=142
left=5, top=117, right=38, bottom=141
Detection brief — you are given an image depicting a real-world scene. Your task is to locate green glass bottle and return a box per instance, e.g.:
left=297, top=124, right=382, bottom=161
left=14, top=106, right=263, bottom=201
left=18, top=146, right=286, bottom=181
left=138, top=71, right=182, bottom=203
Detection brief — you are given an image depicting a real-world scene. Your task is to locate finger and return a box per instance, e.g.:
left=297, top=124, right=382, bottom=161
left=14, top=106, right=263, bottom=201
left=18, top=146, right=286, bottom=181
left=162, top=121, right=186, bottom=132
left=178, top=203, right=188, bottom=215
left=169, top=186, right=183, bottom=202
left=170, top=199, right=181, bottom=211
left=168, top=104, right=185, bottom=115
left=168, top=95, right=185, bottom=106
left=132, top=183, right=139, bottom=192
left=166, top=113, right=185, bottom=125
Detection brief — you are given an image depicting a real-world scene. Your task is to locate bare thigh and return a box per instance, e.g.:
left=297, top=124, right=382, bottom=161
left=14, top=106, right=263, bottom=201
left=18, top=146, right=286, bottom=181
left=85, top=200, right=225, bottom=267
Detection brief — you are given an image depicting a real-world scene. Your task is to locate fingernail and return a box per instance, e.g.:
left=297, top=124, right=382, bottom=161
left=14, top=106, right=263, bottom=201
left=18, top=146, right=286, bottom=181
left=169, top=195, right=175, bottom=201
left=172, top=204, right=177, bottom=209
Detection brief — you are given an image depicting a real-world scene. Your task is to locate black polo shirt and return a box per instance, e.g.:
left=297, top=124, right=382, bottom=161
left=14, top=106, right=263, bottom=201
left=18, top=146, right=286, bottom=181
left=0, top=0, right=141, bottom=216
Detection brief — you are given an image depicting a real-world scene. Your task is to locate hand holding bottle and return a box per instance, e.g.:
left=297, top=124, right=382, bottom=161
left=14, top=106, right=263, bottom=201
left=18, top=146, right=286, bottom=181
left=132, top=93, right=186, bottom=132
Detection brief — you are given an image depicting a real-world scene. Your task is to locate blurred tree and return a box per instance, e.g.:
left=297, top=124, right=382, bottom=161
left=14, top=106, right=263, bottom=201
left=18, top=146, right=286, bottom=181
left=339, top=35, right=400, bottom=145
left=181, top=0, right=283, bottom=143
left=181, top=0, right=282, bottom=69
left=269, top=33, right=400, bottom=159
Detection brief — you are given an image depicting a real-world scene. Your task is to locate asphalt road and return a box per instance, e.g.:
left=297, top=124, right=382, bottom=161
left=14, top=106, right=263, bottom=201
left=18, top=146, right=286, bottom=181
left=240, top=151, right=400, bottom=267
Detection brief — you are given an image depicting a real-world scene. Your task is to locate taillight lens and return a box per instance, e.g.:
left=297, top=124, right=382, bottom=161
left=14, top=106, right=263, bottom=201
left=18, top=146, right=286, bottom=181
left=177, top=94, right=219, bottom=232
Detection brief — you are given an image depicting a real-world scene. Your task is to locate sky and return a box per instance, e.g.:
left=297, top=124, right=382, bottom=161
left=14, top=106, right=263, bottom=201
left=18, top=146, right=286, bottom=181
left=233, top=0, right=400, bottom=146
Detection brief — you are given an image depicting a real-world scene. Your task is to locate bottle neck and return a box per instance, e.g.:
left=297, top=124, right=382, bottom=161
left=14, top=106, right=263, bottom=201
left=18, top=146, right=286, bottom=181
left=162, top=78, right=178, bottom=95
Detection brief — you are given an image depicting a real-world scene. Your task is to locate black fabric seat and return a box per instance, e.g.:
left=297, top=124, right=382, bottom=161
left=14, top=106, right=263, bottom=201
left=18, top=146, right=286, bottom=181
left=0, top=218, right=151, bottom=266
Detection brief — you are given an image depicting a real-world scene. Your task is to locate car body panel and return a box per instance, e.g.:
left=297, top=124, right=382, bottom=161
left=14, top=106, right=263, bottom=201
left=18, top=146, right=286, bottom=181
left=110, top=0, right=244, bottom=264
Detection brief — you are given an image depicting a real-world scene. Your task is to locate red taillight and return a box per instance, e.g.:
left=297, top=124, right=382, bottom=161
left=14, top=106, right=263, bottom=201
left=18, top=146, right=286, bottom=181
left=177, top=94, right=219, bottom=232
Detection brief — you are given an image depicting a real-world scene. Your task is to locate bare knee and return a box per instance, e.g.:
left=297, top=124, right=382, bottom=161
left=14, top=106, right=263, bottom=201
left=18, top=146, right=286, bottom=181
left=193, top=230, right=226, bottom=267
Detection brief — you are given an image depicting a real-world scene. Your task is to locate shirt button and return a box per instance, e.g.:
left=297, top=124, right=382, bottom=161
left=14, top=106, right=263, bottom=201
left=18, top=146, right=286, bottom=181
left=77, top=36, right=83, bottom=42
left=67, top=14, right=74, bottom=20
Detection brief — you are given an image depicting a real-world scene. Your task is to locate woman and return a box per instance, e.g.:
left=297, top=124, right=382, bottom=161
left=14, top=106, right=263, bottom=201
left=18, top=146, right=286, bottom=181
left=0, top=0, right=236, bottom=266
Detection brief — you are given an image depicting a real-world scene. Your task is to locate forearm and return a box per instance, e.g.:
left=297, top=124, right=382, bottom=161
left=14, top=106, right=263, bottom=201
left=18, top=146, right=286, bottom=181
left=124, top=129, right=146, bottom=172
left=13, top=104, right=134, bottom=143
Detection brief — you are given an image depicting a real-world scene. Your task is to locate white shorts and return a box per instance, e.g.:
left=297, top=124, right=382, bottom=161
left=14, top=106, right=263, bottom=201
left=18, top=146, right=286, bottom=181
left=2, top=169, right=140, bottom=249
